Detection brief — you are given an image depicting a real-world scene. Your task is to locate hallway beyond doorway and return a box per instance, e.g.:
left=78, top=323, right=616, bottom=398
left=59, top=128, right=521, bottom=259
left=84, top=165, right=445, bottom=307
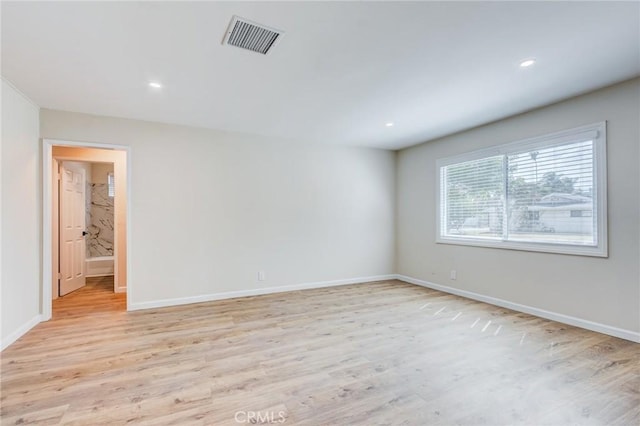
left=53, top=276, right=125, bottom=319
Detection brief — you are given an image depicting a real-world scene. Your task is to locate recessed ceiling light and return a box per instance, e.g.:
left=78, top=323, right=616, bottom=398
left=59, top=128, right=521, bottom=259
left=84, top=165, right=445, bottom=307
left=519, top=59, right=536, bottom=68
left=385, top=122, right=394, bottom=127
left=148, top=81, right=163, bottom=89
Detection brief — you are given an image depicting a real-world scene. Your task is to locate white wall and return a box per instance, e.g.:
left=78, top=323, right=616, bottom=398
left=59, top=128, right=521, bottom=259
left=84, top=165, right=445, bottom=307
left=91, top=162, right=113, bottom=184
left=396, top=78, right=640, bottom=336
left=6, top=77, right=635, bottom=348
left=1, top=80, right=41, bottom=349
left=40, top=110, right=396, bottom=308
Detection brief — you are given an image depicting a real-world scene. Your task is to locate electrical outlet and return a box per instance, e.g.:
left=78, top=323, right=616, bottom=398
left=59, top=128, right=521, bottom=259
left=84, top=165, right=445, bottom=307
left=258, top=271, right=265, bottom=281
left=450, top=270, right=457, bottom=280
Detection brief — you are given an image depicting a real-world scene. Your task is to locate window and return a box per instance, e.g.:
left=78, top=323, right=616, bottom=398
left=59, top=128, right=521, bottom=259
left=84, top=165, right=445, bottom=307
left=570, top=210, right=592, bottom=218
left=107, top=172, right=115, bottom=197
left=437, top=122, right=607, bottom=257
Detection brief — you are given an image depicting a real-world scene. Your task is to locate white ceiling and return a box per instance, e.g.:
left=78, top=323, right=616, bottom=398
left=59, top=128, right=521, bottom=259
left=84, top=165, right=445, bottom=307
left=2, top=1, right=639, bottom=150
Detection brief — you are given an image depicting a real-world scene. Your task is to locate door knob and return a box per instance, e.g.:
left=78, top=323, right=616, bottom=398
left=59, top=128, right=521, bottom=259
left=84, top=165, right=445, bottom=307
left=82, top=231, right=89, bottom=236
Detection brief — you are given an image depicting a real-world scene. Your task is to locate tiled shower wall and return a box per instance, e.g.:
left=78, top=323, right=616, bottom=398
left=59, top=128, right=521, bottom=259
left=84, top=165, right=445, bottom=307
left=86, top=182, right=114, bottom=257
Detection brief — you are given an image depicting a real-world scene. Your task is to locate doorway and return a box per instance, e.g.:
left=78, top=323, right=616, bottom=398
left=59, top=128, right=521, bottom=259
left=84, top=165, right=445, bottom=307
left=43, top=139, right=131, bottom=321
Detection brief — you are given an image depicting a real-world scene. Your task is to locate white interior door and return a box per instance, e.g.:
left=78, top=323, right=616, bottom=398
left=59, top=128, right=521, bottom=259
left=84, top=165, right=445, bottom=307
left=60, top=163, right=87, bottom=296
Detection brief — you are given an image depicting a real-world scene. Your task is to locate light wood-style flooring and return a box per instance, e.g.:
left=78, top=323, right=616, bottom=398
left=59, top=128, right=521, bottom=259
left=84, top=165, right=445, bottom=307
left=1, top=279, right=638, bottom=425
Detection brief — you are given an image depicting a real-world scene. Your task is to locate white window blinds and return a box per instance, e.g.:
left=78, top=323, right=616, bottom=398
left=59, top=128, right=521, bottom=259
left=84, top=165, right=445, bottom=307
left=441, top=155, right=504, bottom=240
left=506, top=140, right=595, bottom=245
left=437, top=122, right=607, bottom=257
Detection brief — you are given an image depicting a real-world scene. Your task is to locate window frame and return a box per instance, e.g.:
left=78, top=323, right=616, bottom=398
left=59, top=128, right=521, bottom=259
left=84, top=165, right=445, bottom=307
left=436, top=122, right=607, bottom=257
left=107, top=172, right=115, bottom=198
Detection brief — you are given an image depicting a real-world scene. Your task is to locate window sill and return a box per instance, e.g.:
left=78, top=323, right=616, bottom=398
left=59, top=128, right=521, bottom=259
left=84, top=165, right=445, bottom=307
left=436, top=236, right=608, bottom=258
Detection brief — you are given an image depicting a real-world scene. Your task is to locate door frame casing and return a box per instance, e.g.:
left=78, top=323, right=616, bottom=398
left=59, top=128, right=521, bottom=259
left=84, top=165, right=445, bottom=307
left=43, top=138, right=132, bottom=321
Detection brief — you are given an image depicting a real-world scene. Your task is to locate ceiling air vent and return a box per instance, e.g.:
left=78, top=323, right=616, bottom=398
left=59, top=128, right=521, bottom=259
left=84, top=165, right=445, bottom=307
left=223, top=16, right=284, bottom=55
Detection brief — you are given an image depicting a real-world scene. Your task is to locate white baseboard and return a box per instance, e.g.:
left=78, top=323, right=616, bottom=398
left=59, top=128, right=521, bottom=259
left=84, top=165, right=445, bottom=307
left=1, top=314, right=42, bottom=351
left=396, top=274, right=640, bottom=343
left=129, top=274, right=397, bottom=311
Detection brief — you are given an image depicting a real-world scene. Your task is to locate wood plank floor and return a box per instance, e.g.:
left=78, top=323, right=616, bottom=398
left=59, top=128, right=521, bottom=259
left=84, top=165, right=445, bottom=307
left=1, top=279, right=638, bottom=425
